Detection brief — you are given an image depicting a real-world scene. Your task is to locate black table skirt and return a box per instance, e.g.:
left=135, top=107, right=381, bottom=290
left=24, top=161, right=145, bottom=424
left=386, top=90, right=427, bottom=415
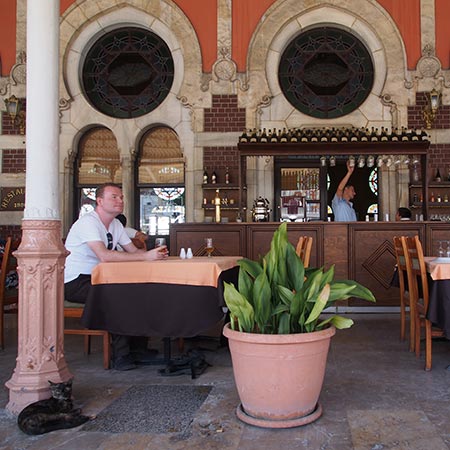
left=427, top=279, right=450, bottom=339
left=81, top=266, right=239, bottom=338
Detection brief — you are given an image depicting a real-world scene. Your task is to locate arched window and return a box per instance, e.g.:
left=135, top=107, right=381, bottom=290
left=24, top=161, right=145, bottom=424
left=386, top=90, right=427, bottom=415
left=136, top=127, right=184, bottom=236
left=75, top=127, right=121, bottom=217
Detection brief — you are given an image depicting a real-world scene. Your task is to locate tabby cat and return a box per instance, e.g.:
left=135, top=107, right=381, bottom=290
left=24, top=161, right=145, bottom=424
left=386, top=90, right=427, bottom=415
left=18, top=379, right=89, bottom=435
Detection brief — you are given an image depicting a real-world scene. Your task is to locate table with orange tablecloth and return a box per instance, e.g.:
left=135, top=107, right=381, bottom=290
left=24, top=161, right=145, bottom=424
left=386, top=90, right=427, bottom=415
left=81, top=256, right=241, bottom=339
left=425, top=257, right=450, bottom=339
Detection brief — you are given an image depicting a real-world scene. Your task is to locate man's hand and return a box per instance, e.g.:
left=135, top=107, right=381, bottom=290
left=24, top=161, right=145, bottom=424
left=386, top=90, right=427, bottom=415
left=346, top=160, right=355, bottom=174
left=146, top=246, right=168, bottom=261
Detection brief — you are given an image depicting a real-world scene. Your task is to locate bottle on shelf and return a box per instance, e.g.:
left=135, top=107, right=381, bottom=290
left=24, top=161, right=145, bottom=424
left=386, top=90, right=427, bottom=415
left=250, top=128, right=258, bottom=142
left=260, top=128, right=268, bottom=143
left=239, top=129, right=248, bottom=143
left=280, top=128, right=288, bottom=143
left=435, top=168, right=442, bottom=182
left=430, top=191, right=435, bottom=202
left=380, top=127, right=388, bottom=141
left=269, top=129, right=278, bottom=143
left=225, top=167, right=230, bottom=184
left=211, top=171, right=217, bottom=184
left=390, top=128, right=399, bottom=141
left=444, top=193, right=449, bottom=202
left=370, top=127, right=379, bottom=142
left=203, top=168, right=208, bottom=184
left=437, top=193, right=442, bottom=202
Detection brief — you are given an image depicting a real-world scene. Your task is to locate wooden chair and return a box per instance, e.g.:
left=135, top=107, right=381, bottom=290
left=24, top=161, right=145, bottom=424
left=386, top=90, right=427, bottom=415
left=64, top=301, right=111, bottom=369
left=405, top=235, right=444, bottom=370
left=393, top=236, right=415, bottom=351
left=295, top=236, right=313, bottom=268
left=0, top=237, right=19, bottom=349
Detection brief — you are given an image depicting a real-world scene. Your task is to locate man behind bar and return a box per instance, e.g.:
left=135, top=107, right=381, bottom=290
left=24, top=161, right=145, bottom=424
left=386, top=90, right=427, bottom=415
left=332, top=161, right=357, bottom=222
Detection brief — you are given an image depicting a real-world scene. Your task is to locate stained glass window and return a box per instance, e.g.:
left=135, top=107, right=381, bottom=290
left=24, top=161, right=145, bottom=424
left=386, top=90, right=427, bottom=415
left=82, top=27, right=174, bottom=119
left=278, top=27, right=374, bottom=119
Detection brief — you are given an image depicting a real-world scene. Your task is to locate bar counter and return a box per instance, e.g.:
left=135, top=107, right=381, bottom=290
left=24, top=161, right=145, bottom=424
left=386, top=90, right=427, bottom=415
left=170, top=221, right=450, bottom=307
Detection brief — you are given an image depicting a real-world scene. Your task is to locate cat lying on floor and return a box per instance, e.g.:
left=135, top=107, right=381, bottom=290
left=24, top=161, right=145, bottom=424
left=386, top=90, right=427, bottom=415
left=18, top=379, right=89, bottom=435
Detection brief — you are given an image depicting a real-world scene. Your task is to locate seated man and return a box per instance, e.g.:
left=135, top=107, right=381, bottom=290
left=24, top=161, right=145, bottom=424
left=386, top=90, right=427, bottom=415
left=64, top=183, right=168, bottom=371
left=396, top=207, right=412, bottom=221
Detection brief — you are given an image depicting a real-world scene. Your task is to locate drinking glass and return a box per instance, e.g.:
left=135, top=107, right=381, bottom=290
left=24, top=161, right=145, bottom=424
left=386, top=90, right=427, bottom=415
left=155, top=237, right=166, bottom=248
left=205, top=237, right=214, bottom=257
left=437, top=240, right=445, bottom=257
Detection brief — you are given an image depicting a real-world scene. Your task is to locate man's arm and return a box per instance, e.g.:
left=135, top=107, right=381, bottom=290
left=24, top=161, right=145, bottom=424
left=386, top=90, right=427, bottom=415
left=335, top=161, right=354, bottom=199
left=88, top=241, right=167, bottom=262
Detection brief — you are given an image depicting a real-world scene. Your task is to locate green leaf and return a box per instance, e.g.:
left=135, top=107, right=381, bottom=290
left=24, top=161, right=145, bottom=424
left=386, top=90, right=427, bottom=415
left=238, top=258, right=263, bottom=279
left=238, top=268, right=254, bottom=306
left=277, top=312, right=291, bottom=334
left=286, top=243, right=304, bottom=292
left=223, top=282, right=254, bottom=332
left=318, top=315, right=354, bottom=330
left=334, top=280, right=376, bottom=302
left=277, top=284, right=295, bottom=306
left=305, top=284, right=330, bottom=325
left=253, top=271, right=272, bottom=332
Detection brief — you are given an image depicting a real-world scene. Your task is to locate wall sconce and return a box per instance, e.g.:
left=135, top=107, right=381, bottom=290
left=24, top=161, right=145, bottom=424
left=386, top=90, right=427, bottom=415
left=423, top=88, right=441, bottom=129
left=4, top=95, right=25, bottom=134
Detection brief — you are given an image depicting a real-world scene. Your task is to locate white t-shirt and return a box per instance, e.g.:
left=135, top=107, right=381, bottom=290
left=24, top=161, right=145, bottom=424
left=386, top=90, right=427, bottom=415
left=64, top=210, right=131, bottom=283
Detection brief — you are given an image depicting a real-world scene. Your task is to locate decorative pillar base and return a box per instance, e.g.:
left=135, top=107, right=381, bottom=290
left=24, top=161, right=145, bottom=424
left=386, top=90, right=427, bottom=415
left=6, top=220, right=72, bottom=414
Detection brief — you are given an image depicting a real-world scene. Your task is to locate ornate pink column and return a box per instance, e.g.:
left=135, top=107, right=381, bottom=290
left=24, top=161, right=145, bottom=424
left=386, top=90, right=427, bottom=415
left=6, top=0, right=72, bottom=414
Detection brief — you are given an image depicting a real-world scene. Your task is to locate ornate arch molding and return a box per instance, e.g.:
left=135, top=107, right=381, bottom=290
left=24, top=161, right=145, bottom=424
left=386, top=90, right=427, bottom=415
left=245, top=1, right=407, bottom=116
left=59, top=1, right=202, bottom=110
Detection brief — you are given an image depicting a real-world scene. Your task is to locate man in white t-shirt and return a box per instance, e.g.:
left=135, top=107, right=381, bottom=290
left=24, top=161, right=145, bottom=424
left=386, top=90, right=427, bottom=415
left=64, top=183, right=168, bottom=371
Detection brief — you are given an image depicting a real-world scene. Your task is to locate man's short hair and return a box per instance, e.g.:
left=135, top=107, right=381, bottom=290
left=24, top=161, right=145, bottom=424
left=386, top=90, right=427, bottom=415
left=397, top=207, right=412, bottom=219
left=95, top=183, right=121, bottom=200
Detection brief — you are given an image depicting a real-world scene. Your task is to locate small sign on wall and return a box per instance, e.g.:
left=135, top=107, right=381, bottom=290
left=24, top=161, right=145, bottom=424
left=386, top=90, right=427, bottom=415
left=1, top=187, right=25, bottom=211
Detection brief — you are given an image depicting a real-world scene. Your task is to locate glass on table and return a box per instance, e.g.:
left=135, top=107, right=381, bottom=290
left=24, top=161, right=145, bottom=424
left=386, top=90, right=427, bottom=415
left=437, top=240, right=445, bottom=257
left=155, top=237, right=166, bottom=248
left=205, top=237, right=214, bottom=257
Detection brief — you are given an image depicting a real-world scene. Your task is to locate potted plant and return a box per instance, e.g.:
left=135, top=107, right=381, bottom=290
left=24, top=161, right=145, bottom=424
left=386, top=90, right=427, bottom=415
left=223, top=222, right=375, bottom=428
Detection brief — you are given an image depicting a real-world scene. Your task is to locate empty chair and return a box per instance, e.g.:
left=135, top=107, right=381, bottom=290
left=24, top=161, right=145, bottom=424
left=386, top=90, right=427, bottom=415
left=64, top=301, right=111, bottom=369
left=393, top=236, right=415, bottom=351
left=0, top=237, right=19, bottom=349
left=405, top=235, right=444, bottom=370
left=295, top=236, right=313, bottom=268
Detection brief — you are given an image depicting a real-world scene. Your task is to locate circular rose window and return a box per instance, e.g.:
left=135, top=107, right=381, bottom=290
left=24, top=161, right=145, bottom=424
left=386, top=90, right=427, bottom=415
left=82, top=27, right=174, bottom=119
left=278, top=27, right=374, bottom=119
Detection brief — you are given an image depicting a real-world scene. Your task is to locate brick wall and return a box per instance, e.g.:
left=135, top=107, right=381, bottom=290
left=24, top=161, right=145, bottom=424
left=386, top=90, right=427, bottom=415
left=203, top=146, right=239, bottom=184
left=429, top=143, right=450, bottom=179
left=0, top=225, right=22, bottom=241
left=2, top=149, right=26, bottom=173
left=204, top=95, right=246, bottom=132
left=408, top=91, right=450, bottom=129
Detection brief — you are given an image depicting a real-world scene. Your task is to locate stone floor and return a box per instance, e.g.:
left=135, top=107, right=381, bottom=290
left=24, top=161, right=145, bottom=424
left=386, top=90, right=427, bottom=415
left=1, top=314, right=450, bottom=449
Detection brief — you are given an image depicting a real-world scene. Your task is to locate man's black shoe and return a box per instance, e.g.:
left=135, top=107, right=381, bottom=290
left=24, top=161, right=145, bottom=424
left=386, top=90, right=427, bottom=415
left=113, top=355, right=137, bottom=371
left=131, top=349, right=159, bottom=364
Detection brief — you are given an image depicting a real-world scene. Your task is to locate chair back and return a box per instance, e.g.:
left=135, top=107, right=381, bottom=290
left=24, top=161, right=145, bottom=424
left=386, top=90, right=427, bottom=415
left=393, top=236, right=409, bottom=293
left=295, top=236, right=313, bottom=268
left=405, top=235, right=429, bottom=311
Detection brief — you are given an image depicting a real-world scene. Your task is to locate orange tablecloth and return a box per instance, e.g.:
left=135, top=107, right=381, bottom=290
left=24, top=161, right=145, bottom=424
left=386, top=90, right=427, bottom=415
left=425, top=257, right=450, bottom=281
left=91, top=256, right=242, bottom=288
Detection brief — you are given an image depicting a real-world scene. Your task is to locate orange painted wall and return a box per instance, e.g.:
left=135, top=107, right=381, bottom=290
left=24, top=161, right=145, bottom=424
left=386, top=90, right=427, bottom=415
left=173, top=0, right=217, bottom=72
left=435, top=0, right=450, bottom=69
left=59, top=0, right=217, bottom=72
left=377, top=0, right=421, bottom=70
left=0, top=0, right=16, bottom=76
left=232, top=0, right=274, bottom=73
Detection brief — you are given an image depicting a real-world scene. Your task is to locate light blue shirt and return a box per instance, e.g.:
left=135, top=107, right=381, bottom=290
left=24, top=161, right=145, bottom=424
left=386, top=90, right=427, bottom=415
left=332, top=194, right=357, bottom=222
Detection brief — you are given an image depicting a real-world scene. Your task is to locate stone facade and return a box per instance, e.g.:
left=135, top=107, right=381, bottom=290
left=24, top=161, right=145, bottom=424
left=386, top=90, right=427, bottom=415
left=1, top=0, right=450, bottom=232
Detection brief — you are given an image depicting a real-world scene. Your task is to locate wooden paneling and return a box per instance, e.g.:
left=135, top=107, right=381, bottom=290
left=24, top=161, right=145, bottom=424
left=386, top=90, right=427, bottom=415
left=171, top=221, right=450, bottom=307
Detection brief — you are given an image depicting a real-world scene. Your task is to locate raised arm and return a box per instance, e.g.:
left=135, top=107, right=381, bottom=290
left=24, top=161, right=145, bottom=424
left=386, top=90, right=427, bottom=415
left=336, top=160, right=355, bottom=199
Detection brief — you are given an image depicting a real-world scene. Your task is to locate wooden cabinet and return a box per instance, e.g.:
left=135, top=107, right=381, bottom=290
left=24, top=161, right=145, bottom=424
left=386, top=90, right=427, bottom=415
left=410, top=182, right=450, bottom=220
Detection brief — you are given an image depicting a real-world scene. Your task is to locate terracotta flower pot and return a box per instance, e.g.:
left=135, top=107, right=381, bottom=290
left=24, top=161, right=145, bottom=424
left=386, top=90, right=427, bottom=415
left=223, top=323, right=336, bottom=428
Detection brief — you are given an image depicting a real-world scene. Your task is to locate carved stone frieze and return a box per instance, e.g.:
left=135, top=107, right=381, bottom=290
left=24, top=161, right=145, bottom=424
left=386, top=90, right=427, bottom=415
left=10, top=51, right=27, bottom=86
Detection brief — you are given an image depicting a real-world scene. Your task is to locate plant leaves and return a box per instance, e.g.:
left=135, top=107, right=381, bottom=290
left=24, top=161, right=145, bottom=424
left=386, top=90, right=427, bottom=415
left=253, top=270, right=272, bottom=332
left=223, top=282, right=255, bottom=332
left=305, top=283, right=330, bottom=326
left=318, top=315, right=354, bottom=330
